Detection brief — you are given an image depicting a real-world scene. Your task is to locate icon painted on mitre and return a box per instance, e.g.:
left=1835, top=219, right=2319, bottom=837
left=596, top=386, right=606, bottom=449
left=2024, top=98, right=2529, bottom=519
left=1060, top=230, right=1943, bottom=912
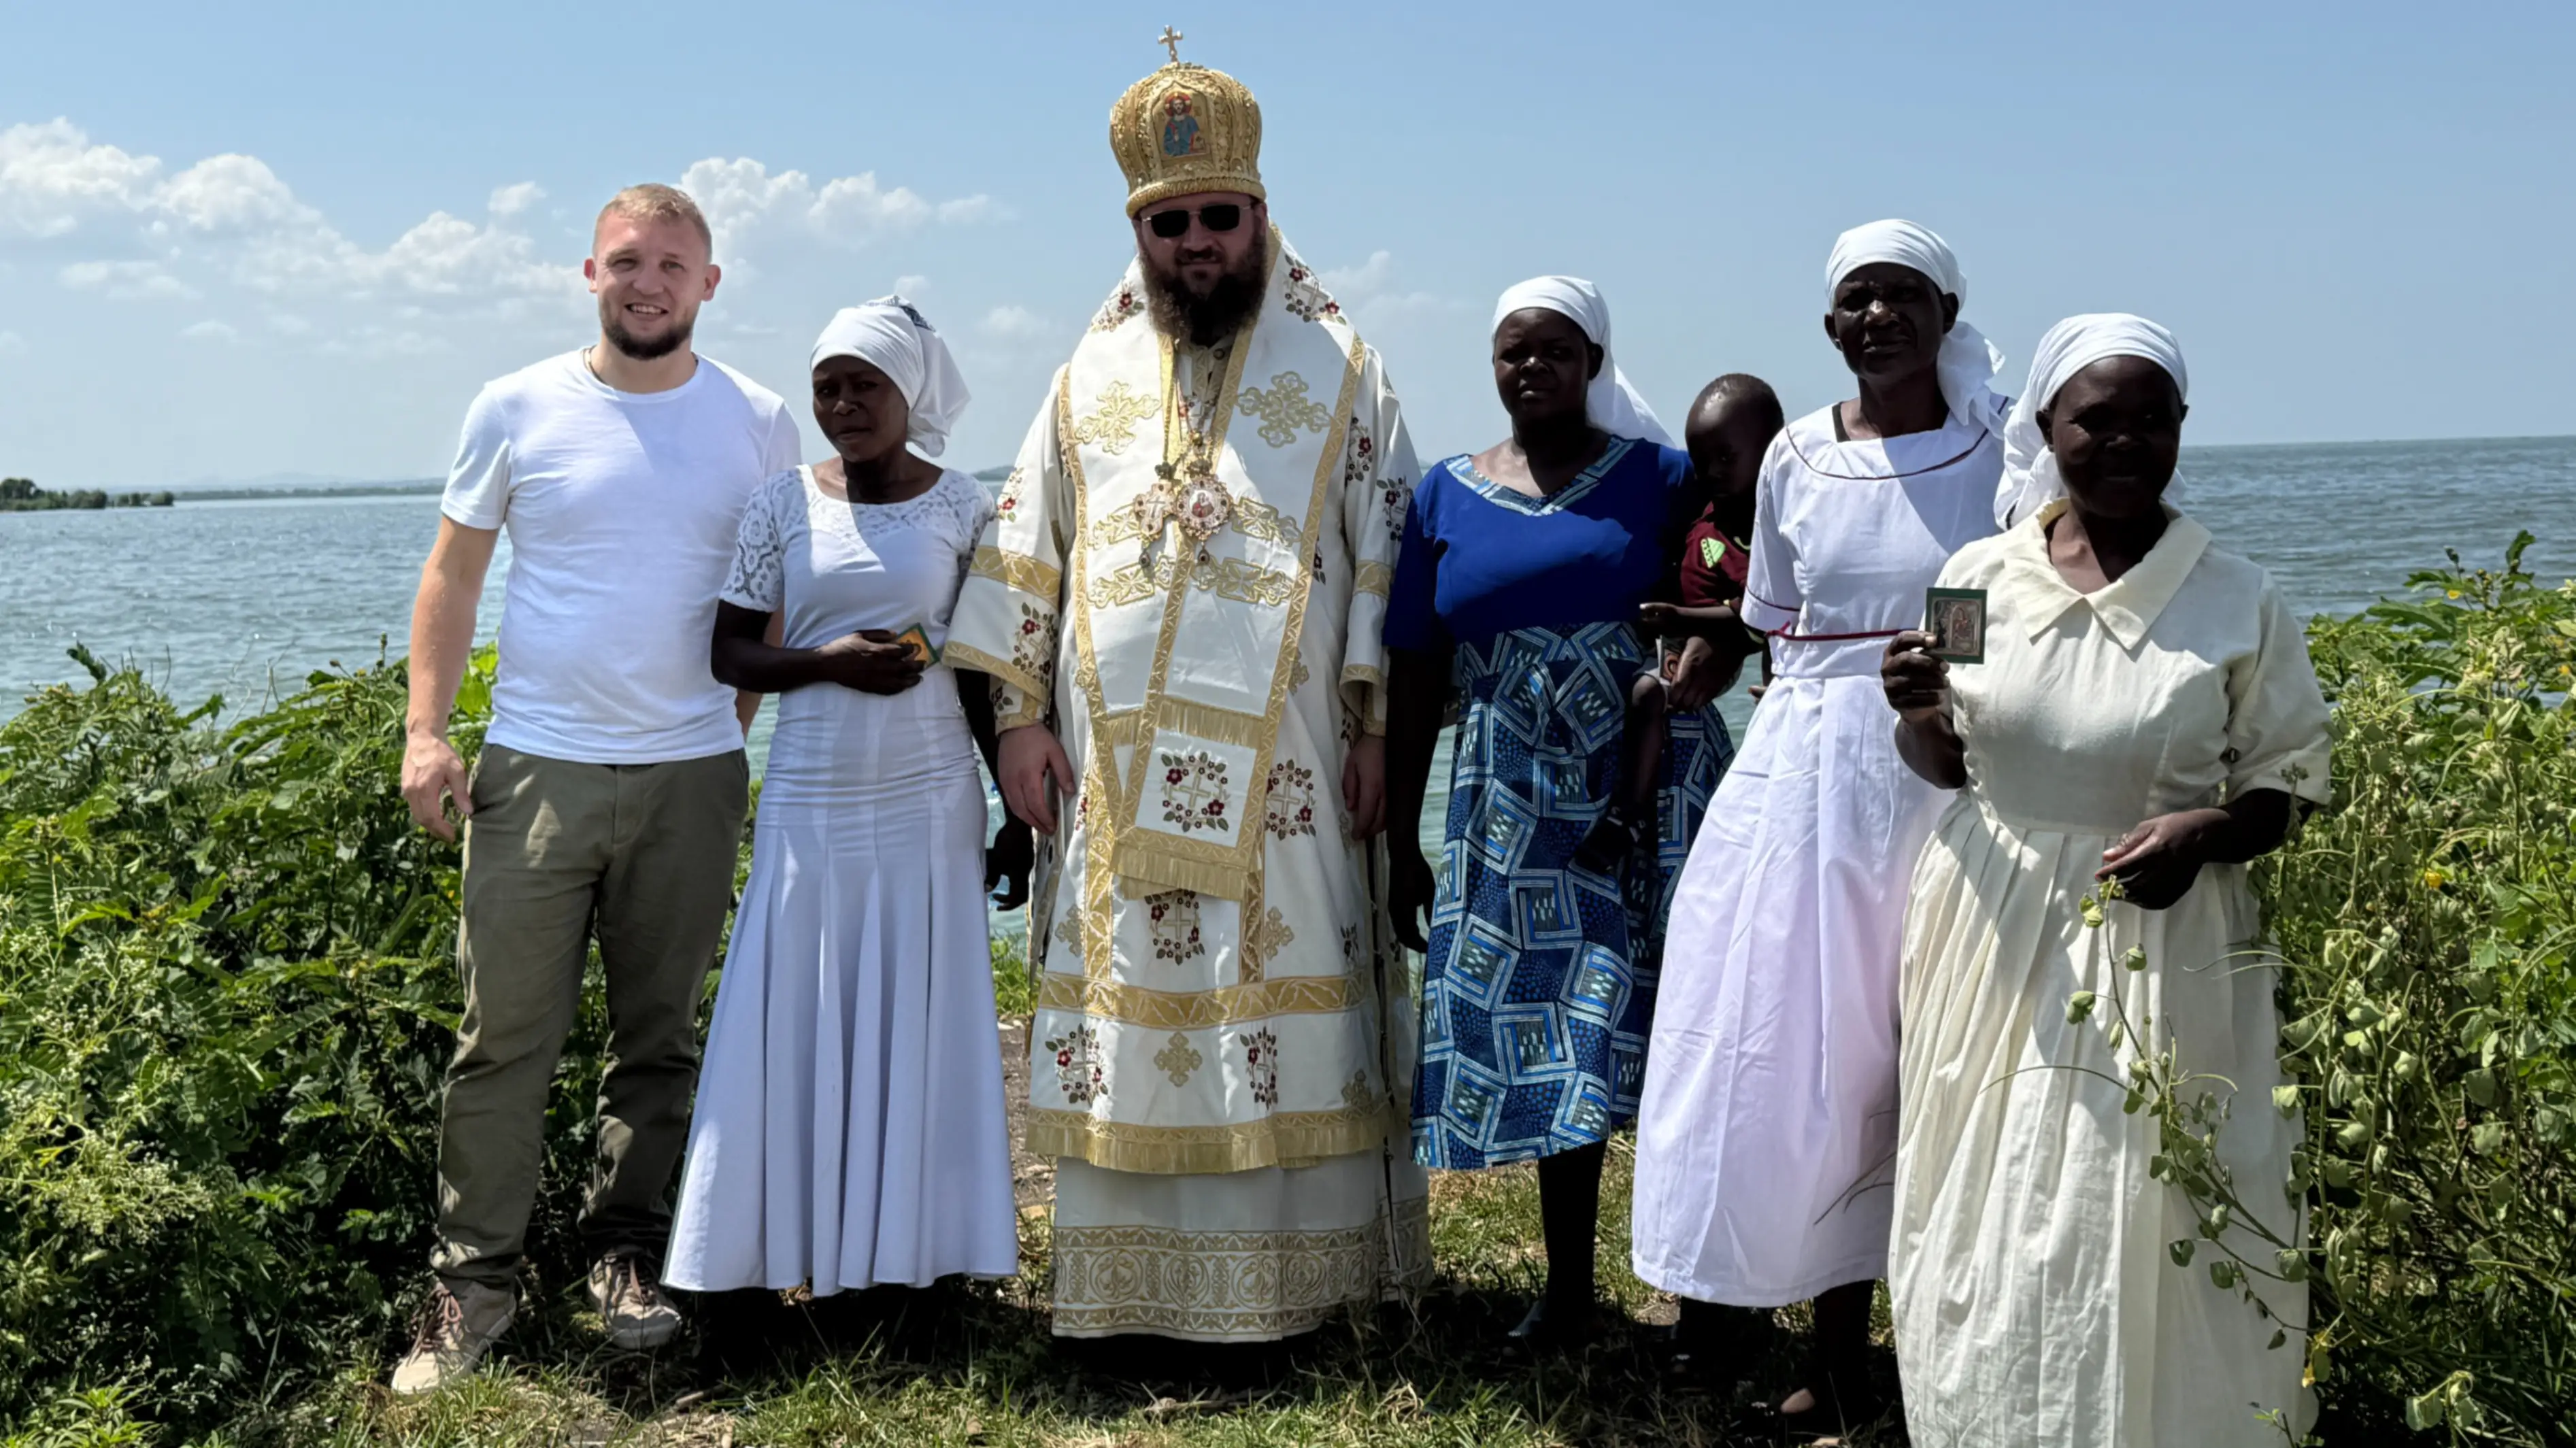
left=1161, top=92, right=1205, bottom=158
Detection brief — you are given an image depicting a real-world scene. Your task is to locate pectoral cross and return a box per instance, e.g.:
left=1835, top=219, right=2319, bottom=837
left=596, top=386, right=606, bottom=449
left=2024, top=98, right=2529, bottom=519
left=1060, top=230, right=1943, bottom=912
left=1157, top=26, right=1184, bottom=63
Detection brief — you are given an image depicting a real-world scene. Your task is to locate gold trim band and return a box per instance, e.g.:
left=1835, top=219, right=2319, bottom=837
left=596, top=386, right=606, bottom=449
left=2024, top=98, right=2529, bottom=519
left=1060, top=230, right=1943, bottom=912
left=1035, top=971, right=1355, bottom=1028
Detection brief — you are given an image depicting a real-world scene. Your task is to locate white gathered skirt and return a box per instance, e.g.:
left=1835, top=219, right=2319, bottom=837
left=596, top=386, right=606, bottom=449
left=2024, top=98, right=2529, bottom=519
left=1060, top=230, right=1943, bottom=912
left=1629, top=660, right=1949, bottom=1304
left=667, top=671, right=1019, bottom=1293
left=1890, top=797, right=2310, bottom=1446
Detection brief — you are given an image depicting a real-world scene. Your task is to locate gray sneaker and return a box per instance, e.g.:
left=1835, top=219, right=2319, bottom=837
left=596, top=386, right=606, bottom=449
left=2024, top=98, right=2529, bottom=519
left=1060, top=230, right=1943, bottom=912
left=587, top=1251, right=682, bottom=1349
left=390, top=1277, right=516, bottom=1396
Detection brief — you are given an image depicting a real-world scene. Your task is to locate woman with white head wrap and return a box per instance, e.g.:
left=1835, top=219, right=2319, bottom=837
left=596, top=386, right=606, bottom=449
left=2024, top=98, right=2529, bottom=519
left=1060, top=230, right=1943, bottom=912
left=1383, top=275, right=1726, bottom=1346
left=668, top=299, right=1025, bottom=1298
left=1488, top=275, right=1677, bottom=448
left=1629, top=220, right=2007, bottom=1422
left=1879, top=315, right=2326, bottom=1445
left=1996, top=312, right=2190, bottom=528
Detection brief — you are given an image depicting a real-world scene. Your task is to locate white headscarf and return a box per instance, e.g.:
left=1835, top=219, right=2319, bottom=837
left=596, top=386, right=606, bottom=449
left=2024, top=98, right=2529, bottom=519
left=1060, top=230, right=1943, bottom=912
left=809, top=296, right=972, bottom=457
left=1824, top=219, right=2011, bottom=437
left=1996, top=312, right=2190, bottom=528
left=1490, top=275, right=1675, bottom=448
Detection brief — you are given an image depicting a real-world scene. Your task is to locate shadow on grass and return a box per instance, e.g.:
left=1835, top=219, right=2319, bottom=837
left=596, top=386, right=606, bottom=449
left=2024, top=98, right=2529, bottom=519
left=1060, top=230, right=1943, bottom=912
left=238, top=1144, right=1907, bottom=1447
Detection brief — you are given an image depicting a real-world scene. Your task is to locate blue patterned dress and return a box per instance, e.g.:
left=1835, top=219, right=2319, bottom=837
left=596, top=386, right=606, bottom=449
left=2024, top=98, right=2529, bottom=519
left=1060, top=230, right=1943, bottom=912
left=1385, top=438, right=1733, bottom=1169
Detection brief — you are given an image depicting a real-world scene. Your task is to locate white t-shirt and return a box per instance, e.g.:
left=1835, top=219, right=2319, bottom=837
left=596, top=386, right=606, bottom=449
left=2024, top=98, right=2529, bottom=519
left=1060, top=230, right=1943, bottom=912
left=441, top=350, right=803, bottom=764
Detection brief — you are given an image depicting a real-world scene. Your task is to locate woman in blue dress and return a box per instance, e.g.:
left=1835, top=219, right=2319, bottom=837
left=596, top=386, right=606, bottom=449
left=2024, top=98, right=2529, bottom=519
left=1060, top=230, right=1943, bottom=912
left=1383, top=277, right=1731, bottom=1344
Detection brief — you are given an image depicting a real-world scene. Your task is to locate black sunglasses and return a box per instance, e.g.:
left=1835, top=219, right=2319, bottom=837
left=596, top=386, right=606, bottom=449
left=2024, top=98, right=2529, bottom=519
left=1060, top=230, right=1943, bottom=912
left=1143, top=202, right=1245, bottom=239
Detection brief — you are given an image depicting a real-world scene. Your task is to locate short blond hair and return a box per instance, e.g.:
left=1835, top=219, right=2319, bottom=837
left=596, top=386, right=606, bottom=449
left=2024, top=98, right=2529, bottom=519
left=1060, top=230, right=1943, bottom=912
left=595, top=184, right=713, bottom=259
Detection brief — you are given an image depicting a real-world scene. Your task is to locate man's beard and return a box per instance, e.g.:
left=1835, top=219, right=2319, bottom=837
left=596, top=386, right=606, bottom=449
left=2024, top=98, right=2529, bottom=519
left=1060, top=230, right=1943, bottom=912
left=600, top=299, right=694, bottom=360
left=1143, top=237, right=1268, bottom=346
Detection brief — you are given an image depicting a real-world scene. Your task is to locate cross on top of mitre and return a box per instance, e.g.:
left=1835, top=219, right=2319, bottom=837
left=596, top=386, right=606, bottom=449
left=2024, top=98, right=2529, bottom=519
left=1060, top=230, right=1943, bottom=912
left=1158, top=26, right=1184, bottom=63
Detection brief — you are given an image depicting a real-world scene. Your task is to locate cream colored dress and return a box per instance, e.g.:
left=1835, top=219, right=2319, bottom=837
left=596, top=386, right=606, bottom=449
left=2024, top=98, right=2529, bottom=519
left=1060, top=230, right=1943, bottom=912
left=1889, top=503, right=2330, bottom=1447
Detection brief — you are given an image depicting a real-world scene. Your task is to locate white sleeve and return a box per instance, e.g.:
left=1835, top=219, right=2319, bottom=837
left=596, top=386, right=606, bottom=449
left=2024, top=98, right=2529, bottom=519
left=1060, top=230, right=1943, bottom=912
left=720, top=474, right=790, bottom=613
left=2224, top=579, right=2333, bottom=807
left=760, top=399, right=805, bottom=477
left=1739, top=435, right=1802, bottom=635
left=439, top=384, right=513, bottom=531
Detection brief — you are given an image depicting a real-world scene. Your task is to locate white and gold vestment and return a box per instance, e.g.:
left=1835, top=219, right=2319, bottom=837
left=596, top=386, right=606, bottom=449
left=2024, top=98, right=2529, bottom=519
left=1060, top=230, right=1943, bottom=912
left=948, top=217, right=1431, bottom=1338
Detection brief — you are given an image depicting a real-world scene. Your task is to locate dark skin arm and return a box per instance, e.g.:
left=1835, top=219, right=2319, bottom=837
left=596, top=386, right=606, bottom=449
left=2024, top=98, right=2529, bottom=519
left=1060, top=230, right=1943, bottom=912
left=710, top=600, right=929, bottom=695
left=1881, top=629, right=1969, bottom=789
left=1882, top=628, right=2297, bottom=909
left=1384, top=641, right=1453, bottom=953
left=1639, top=601, right=1758, bottom=712
left=960, top=671, right=1034, bottom=908
left=711, top=601, right=1031, bottom=905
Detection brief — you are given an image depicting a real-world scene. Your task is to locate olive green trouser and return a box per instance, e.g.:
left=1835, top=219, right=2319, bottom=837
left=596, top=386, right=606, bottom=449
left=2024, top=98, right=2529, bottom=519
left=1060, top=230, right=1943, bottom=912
left=431, top=743, right=748, bottom=1290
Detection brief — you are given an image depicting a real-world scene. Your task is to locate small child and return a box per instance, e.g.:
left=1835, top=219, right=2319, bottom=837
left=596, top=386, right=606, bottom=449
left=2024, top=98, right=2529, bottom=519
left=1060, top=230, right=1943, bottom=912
left=1586, top=375, right=1784, bottom=869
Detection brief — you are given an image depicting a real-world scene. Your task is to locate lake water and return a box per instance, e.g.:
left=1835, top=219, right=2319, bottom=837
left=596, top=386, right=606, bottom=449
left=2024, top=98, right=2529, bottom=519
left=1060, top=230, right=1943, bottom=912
left=5, top=437, right=2571, bottom=883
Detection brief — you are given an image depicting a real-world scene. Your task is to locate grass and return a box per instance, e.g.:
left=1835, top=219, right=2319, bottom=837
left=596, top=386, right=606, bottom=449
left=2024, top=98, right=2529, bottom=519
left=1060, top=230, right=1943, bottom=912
left=218, top=1011, right=1907, bottom=1448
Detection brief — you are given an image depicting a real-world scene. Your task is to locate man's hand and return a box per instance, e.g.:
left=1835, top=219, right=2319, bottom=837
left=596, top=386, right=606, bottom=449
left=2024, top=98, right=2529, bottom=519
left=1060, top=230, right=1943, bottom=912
left=2098, top=807, right=2228, bottom=910
left=999, top=724, right=1077, bottom=834
left=1342, top=733, right=1387, bottom=839
left=1389, top=842, right=1437, bottom=953
left=816, top=630, right=928, bottom=695
left=402, top=732, right=473, bottom=841
left=1881, top=630, right=1950, bottom=722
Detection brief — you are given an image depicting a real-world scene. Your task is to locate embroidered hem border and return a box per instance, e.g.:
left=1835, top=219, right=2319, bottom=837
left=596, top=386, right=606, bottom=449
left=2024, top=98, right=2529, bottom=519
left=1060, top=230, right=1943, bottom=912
left=1035, top=971, right=1356, bottom=1028
left=1050, top=1195, right=1431, bottom=1341
left=1026, top=1104, right=1393, bottom=1174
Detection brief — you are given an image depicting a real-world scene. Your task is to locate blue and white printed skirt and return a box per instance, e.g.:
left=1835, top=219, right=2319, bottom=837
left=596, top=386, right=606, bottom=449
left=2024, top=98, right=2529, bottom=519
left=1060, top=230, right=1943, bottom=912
left=1411, top=622, right=1730, bottom=1169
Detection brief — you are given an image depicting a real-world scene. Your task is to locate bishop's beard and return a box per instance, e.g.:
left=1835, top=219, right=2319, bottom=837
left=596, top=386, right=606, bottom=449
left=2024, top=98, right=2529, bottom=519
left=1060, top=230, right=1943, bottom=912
left=1143, top=237, right=1269, bottom=346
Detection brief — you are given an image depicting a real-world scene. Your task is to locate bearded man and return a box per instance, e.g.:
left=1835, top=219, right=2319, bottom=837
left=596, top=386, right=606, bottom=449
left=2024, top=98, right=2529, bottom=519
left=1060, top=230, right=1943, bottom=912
left=946, top=42, right=1431, bottom=1342
left=392, top=184, right=800, bottom=1391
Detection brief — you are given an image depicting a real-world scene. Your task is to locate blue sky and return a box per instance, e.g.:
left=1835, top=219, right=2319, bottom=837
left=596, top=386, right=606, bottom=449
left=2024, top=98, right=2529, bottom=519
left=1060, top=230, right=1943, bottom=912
left=1, top=0, right=2568, bottom=486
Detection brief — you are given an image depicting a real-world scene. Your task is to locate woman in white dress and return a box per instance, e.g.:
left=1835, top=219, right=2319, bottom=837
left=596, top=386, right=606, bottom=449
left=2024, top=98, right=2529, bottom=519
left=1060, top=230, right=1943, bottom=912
left=1879, top=316, right=2328, bottom=1446
left=1629, top=220, right=2007, bottom=1423
left=667, top=299, right=1028, bottom=1295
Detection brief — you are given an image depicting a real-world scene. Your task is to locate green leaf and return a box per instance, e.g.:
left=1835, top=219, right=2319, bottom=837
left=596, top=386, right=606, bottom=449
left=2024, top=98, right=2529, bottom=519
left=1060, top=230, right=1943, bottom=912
left=2273, top=1084, right=2303, bottom=1115
left=2464, top=1068, right=2497, bottom=1107
left=2169, top=1239, right=2196, bottom=1267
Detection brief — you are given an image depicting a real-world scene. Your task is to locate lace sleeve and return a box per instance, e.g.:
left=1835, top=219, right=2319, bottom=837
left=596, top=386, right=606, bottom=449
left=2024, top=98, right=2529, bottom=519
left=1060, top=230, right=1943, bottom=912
left=720, top=471, right=793, bottom=612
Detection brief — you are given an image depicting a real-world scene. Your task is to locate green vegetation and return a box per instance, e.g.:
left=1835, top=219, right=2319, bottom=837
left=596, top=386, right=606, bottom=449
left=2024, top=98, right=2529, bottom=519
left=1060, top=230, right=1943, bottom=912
left=1, top=543, right=2570, bottom=1445
left=0, top=477, right=175, bottom=511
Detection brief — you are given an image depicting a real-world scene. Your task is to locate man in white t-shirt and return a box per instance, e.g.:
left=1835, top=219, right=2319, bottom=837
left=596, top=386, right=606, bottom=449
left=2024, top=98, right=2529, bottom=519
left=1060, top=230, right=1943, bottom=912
left=391, top=184, right=801, bottom=1395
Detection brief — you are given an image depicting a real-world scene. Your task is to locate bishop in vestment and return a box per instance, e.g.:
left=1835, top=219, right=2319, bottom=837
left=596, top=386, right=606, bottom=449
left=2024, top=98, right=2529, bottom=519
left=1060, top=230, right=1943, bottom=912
left=945, top=44, right=1432, bottom=1341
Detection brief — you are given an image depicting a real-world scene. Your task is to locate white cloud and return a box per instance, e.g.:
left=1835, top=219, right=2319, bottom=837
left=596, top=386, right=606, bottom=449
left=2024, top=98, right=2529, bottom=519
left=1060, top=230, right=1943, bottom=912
left=265, top=312, right=313, bottom=336
left=980, top=304, right=1048, bottom=340
left=1320, top=250, right=1459, bottom=321
left=61, top=258, right=198, bottom=300
left=154, top=153, right=314, bottom=234
left=0, top=119, right=161, bottom=237
left=893, top=273, right=932, bottom=297
left=487, top=182, right=544, bottom=217
left=679, top=156, right=991, bottom=261
left=0, top=330, right=24, bottom=354
left=179, top=318, right=239, bottom=343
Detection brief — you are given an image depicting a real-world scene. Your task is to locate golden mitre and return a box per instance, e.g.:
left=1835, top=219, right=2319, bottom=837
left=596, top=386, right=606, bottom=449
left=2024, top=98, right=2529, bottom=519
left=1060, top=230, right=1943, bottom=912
left=1109, top=39, right=1264, bottom=216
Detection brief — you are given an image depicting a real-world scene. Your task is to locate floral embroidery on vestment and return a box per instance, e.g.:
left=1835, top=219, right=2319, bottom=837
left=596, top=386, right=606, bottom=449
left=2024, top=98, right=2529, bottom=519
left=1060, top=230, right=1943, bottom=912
left=1046, top=1024, right=1104, bottom=1105
left=1281, top=260, right=1341, bottom=322
left=1147, top=890, right=1205, bottom=963
left=1090, top=284, right=1145, bottom=333
left=1243, top=1026, right=1280, bottom=1107
left=1157, top=748, right=1231, bottom=834
left=1265, top=761, right=1318, bottom=839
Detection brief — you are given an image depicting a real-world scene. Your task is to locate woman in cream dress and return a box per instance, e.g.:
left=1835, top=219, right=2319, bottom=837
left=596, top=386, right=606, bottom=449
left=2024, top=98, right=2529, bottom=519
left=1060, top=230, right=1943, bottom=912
left=1879, top=315, right=2329, bottom=1446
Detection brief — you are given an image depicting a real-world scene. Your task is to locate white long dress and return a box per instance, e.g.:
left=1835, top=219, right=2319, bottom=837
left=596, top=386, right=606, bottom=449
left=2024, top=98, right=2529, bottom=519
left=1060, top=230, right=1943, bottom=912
left=667, top=466, right=1020, bottom=1294
left=1630, top=405, right=1998, bottom=1304
left=1890, top=505, right=2329, bottom=1447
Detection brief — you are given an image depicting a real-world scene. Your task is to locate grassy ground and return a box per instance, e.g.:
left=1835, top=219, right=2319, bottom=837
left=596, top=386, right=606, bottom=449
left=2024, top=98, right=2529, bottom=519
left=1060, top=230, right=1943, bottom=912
left=229, top=1015, right=1905, bottom=1447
